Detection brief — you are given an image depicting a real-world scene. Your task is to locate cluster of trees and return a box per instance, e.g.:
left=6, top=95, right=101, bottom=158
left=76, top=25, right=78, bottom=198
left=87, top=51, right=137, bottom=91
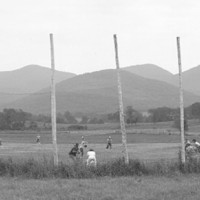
left=1, top=102, right=200, bottom=130
left=148, top=107, right=176, bottom=123
left=147, top=102, right=200, bottom=123
left=57, top=112, right=104, bottom=124
left=0, top=108, right=105, bottom=130
left=105, top=102, right=200, bottom=131
left=0, top=106, right=143, bottom=130
left=106, top=106, right=143, bottom=124
left=188, top=102, right=200, bottom=119
left=0, top=109, right=32, bottom=130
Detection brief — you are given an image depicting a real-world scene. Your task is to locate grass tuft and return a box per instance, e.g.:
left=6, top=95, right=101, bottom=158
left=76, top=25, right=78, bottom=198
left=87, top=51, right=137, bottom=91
left=0, top=156, right=200, bottom=179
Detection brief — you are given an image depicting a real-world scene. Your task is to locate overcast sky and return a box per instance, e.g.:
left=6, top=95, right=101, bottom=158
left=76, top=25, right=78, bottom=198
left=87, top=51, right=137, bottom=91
left=0, top=0, right=200, bottom=74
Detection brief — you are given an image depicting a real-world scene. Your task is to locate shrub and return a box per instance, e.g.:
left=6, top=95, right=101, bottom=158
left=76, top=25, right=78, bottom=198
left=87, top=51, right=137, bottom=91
left=67, top=125, right=87, bottom=131
left=1, top=156, right=200, bottom=179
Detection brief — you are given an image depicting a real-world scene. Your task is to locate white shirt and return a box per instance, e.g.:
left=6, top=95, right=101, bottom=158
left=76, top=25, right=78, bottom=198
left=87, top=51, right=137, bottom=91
left=195, top=141, right=200, bottom=147
left=87, top=151, right=96, bottom=159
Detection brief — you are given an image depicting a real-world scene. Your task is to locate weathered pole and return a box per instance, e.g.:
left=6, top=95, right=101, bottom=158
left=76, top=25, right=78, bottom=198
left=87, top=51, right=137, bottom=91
left=50, top=33, right=58, bottom=166
left=113, top=34, right=129, bottom=164
left=176, top=36, right=186, bottom=164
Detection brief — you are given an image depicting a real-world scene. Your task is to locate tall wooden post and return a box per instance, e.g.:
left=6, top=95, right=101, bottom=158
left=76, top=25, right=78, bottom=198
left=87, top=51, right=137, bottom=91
left=50, top=33, right=58, bottom=166
left=113, top=34, right=129, bottom=164
left=176, top=37, right=186, bottom=164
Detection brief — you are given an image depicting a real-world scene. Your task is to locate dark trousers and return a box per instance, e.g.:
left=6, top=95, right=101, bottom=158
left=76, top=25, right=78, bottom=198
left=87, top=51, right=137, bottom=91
left=106, top=142, right=112, bottom=149
left=80, top=147, right=84, bottom=156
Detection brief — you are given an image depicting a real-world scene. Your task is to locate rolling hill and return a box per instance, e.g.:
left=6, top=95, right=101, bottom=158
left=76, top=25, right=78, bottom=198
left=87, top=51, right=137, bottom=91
left=0, top=64, right=76, bottom=105
left=124, top=64, right=200, bottom=97
left=123, top=64, right=177, bottom=86
left=174, top=65, right=200, bottom=96
left=3, top=69, right=200, bottom=115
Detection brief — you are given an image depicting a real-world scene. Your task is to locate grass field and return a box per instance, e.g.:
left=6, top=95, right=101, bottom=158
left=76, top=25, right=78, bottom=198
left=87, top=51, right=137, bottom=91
left=1, top=175, right=200, bottom=199
left=0, top=123, right=200, bottom=200
left=0, top=129, right=183, bottom=163
left=0, top=142, right=180, bottom=164
left=0, top=126, right=200, bottom=164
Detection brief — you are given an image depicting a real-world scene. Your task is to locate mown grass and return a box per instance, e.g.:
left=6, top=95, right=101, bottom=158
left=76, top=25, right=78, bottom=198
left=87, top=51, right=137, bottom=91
left=0, top=130, right=181, bottom=144
left=2, top=175, right=200, bottom=200
left=0, top=142, right=199, bottom=199
left=1, top=175, right=200, bottom=200
left=0, top=143, right=180, bottom=165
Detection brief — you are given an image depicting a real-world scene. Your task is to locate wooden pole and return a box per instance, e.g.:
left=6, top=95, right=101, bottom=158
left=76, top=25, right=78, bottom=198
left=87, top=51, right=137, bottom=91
left=176, top=36, right=186, bottom=164
left=50, top=33, right=58, bottom=166
left=113, top=34, right=129, bottom=164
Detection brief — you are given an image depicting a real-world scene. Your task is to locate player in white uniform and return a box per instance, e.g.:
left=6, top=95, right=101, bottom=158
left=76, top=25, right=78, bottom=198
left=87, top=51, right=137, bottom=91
left=86, top=149, right=97, bottom=167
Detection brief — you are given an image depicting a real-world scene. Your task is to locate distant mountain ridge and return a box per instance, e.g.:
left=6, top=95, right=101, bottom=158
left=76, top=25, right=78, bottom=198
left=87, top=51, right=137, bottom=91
left=124, top=64, right=200, bottom=96
left=0, top=64, right=76, bottom=105
left=4, top=69, right=200, bottom=115
left=123, top=64, right=177, bottom=86
left=175, top=65, right=200, bottom=96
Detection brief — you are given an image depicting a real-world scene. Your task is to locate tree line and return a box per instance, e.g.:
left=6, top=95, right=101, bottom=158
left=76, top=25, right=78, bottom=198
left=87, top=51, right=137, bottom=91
left=1, top=102, right=200, bottom=130
left=0, top=109, right=105, bottom=130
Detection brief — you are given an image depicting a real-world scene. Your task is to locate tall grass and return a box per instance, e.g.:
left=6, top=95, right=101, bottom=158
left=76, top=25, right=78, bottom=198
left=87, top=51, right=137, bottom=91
left=0, top=156, right=200, bottom=179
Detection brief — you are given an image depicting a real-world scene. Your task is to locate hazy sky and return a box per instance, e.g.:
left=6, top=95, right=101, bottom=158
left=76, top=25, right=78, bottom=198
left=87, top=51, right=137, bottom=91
left=1, top=0, right=200, bottom=74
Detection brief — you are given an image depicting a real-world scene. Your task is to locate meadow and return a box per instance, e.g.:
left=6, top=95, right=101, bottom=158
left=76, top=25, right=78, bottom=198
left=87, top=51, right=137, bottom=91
left=0, top=128, right=181, bottom=163
left=1, top=175, right=200, bottom=200
left=1, top=121, right=200, bottom=199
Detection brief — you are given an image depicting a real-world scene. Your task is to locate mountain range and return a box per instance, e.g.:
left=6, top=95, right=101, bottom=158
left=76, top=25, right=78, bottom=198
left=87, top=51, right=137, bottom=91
left=0, top=63, right=200, bottom=115
left=0, top=65, right=76, bottom=105
left=124, top=64, right=200, bottom=97
left=124, top=64, right=177, bottom=86
left=175, top=66, right=200, bottom=95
